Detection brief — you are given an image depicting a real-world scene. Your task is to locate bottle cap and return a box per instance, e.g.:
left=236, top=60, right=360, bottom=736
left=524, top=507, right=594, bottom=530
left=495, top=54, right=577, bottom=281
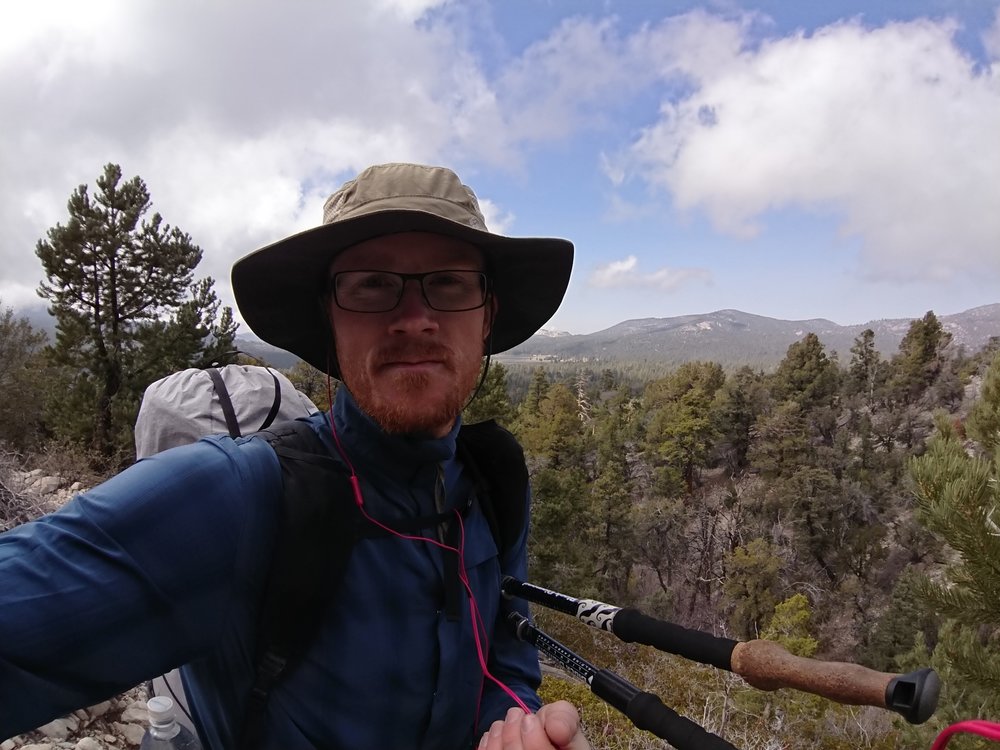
left=146, top=695, right=176, bottom=723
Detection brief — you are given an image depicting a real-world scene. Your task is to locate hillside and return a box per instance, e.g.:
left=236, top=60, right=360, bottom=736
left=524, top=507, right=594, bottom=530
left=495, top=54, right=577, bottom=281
left=498, top=304, right=1000, bottom=369
left=15, top=301, right=999, bottom=371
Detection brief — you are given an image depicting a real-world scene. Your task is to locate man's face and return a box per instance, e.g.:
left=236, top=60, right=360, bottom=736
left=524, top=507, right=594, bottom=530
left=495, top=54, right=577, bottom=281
left=328, top=231, right=493, bottom=438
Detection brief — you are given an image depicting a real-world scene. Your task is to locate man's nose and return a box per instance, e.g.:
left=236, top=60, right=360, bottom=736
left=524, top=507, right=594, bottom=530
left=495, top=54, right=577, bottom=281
left=397, top=278, right=432, bottom=309
left=390, top=279, right=438, bottom=327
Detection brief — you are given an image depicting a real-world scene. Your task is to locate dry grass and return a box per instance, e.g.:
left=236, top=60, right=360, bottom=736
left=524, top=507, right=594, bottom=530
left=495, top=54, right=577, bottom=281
left=0, top=449, right=46, bottom=531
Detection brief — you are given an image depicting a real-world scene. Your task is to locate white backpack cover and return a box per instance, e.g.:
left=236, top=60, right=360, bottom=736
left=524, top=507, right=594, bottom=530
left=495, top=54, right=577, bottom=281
left=135, top=365, right=319, bottom=459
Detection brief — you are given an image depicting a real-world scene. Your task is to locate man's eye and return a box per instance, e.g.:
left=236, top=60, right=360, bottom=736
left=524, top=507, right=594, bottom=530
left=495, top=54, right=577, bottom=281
left=358, top=274, right=396, bottom=289
left=428, top=273, right=463, bottom=288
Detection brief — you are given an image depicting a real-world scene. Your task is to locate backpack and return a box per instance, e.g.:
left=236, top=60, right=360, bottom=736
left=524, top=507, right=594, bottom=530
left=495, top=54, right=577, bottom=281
left=134, top=365, right=529, bottom=748
left=135, top=365, right=319, bottom=460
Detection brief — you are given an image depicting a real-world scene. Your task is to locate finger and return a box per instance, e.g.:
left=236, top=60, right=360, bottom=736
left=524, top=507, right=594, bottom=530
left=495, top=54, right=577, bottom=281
left=537, top=701, right=590, bottom=750
left=502, top=707, right=526, bottom=748
left=479, top=717, right=505, bottom=750
left=517, top=709, right=554, bottom=750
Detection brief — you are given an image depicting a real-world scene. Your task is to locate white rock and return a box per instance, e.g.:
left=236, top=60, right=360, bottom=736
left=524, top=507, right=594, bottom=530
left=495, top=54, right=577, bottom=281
left=74, top=739, right=106, bottom=750
left=113, top=722, right=145, bottom=747
left=37, top=715, right=79, bottom=740
left=119, top=702, right=148, bottom=724
left=86, top=701, right=113, bottom=721
left=32, top=476, right=63, bottom=495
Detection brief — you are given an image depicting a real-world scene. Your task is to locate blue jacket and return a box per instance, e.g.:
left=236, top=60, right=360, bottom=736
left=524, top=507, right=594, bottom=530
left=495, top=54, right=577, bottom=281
left=0, top=388, right=541, bottom=748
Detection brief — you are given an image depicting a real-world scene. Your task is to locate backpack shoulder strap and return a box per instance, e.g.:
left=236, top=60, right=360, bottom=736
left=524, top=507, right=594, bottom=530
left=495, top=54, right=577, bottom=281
left=239, top=419, right=360, bottom=749
left=239, top=418, right=530, bottom=748
left=205, top=367, right=241, bottom=438
left=456, top=419, right=529, bottom=555
left=256, top=368, right=284, bottom=431
left=206, top=366, right=285, bottom=438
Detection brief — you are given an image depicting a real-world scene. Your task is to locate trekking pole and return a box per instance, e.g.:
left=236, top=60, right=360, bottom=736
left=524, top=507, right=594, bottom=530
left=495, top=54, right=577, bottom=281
left=507, top=612, right=739, bottom=750
left=503, top=577, right=939, bottom=725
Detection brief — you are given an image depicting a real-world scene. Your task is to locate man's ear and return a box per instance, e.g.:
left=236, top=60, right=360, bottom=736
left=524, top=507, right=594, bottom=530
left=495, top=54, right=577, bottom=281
left=319, top=294, right=342, bottom=381
left=483, top=294, right=498, bottom=343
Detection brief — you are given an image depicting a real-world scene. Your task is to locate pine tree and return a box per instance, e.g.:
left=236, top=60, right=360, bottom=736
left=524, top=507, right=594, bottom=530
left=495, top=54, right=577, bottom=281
left=712, top=366, right=767, bottom=476
left=643, top=361, right=725, bottom=495
left=36, top=164, right=236, bottom=461
left=887, top=311, right=952, bottom=405
left=910, top=351, right=1000, bottom=698
left=284, top=359, right=331, bottom=412
left=861, top=568, right=938, bottom=672
left=513, top=367, right=551, bottom=437
left=761, top=593, right=818, bottom=658
left=846, top=328, right=884, bottom=407
left=516, top=383, right=587, bottom=470
left=463, top=361, right=515, bottom=427
left=723, top=537, right=783, bottom=638
left=772, top=333, right=839, bottom=410
left=588, top=388, right=638, bottom=601
left=0, top=304, right=47, bottom=449
left=515, top=381, right=593, bottom=593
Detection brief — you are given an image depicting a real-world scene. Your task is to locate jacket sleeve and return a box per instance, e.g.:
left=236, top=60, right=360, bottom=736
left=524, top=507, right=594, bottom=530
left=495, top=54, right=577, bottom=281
left=0, top=436, right=282, bottom=740
left=476, top=483, right=543, bottom=734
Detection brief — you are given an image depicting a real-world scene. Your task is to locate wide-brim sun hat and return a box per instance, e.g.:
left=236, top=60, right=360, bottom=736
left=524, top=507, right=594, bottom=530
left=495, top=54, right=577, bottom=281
left=232, top=162, right=574, bottom=375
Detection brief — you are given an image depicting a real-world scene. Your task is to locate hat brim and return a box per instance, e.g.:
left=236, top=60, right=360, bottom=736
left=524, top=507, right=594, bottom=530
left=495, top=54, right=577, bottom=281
left=232, top=209, right=574, bottom=374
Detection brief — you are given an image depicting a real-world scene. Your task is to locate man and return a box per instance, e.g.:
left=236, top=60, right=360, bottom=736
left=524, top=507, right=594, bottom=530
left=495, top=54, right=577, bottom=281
left=0, top=163, right=589, bottom=750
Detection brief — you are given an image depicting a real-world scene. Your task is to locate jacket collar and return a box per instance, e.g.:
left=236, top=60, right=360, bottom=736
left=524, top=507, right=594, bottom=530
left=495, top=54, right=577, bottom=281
left=329, top=387, right=459, bottom=483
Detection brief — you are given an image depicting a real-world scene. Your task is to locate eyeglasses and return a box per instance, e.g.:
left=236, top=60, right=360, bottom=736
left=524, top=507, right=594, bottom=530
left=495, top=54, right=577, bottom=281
left=329, top=269, right=489, bottom=313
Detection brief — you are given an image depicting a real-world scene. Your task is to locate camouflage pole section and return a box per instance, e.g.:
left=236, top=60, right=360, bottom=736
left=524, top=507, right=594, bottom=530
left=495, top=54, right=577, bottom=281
left=502, top=577, right=940, bottom=725
left=507, top=613, right=738, bottom=750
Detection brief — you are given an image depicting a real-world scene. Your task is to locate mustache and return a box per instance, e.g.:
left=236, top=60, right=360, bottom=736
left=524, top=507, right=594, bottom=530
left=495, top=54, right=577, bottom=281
left=373, top=341, right=455, bottom=368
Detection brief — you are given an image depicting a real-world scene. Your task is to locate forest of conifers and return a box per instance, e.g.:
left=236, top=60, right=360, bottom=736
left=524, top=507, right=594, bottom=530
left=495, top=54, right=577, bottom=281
left=454, top=316, right=1000, bottom=750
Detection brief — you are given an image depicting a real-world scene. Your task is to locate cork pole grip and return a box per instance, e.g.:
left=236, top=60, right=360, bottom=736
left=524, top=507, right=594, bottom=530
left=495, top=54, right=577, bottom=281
left=731, top=639, right=890, bottom=705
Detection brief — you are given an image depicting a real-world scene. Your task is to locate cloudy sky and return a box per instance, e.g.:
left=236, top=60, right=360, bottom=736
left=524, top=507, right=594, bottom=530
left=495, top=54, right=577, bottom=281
left=2, top=0, right=998, bottom=337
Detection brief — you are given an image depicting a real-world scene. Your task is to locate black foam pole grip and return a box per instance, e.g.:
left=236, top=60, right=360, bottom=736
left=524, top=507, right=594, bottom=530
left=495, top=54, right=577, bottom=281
left=612, top=608, right=738, bottom=671
left=591, top=671, right=738, bottom=750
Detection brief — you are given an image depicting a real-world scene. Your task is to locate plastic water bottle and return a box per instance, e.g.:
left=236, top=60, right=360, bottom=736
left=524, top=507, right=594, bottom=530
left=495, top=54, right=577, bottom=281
left=139, top=696, right=203, bottom=750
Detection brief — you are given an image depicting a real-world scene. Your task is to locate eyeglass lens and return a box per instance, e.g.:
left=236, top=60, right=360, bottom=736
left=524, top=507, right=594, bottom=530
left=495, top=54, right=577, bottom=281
left=333, top=270, right=487, bottom=312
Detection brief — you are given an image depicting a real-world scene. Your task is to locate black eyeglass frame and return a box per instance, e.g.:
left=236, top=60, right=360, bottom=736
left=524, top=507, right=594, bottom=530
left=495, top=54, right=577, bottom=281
left=328, top=269, right=491, bottom=313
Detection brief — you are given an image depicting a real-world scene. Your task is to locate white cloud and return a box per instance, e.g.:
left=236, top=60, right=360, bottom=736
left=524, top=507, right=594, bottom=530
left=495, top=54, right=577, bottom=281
left=619, top=15, right=1000, bottom=282
left=590, top=255, right=712, bottom=290
left=371, top=0, right=450, bottom=23
left=0, top=1, right=515, bottom=311
left=983, top=7, right=1000, bottom=60
left=3, top=2, right=997, bottom=326
left=477, top=198, right=514, bottom=236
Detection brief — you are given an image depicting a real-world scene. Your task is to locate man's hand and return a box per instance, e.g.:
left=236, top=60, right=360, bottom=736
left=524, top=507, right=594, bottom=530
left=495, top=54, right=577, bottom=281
left=479, top=702, right=590, bottom=750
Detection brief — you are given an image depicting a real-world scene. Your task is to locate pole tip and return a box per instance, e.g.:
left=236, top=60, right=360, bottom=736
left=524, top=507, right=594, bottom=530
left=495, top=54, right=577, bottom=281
left=885, top=667, right=940, bottom=724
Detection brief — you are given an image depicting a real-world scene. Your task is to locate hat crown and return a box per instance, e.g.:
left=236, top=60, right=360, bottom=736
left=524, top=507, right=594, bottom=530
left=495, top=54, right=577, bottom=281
left=323, top=163, right=489, bottom=232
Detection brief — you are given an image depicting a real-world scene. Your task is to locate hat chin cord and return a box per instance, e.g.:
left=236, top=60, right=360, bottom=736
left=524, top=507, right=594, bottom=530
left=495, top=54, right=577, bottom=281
left=463, top=320, right=496, bottom=411
left=464, top=351, right=492, bottom=411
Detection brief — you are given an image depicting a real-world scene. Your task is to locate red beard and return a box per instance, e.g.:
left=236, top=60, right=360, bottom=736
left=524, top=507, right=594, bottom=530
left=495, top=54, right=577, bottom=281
left=341, top=340, right=482, bottom=436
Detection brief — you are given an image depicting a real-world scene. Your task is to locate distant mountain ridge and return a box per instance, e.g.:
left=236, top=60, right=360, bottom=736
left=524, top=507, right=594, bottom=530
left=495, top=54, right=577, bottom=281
left=14, top=301, right=999, bottom=371
left=498, top=304, right=1000, bottom=370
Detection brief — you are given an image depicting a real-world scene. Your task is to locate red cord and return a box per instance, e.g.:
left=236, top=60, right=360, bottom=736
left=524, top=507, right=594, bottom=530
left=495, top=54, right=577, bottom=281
left=354, top=497, right=533, bottom=715
left=930, top=720, right=1000, bottom=749
left=324, top=392, right=534, bottom=720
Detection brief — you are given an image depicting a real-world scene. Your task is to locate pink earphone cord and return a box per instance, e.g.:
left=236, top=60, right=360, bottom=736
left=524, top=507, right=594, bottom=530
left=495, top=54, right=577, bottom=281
left=326, top=394, right=534, bottom=724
